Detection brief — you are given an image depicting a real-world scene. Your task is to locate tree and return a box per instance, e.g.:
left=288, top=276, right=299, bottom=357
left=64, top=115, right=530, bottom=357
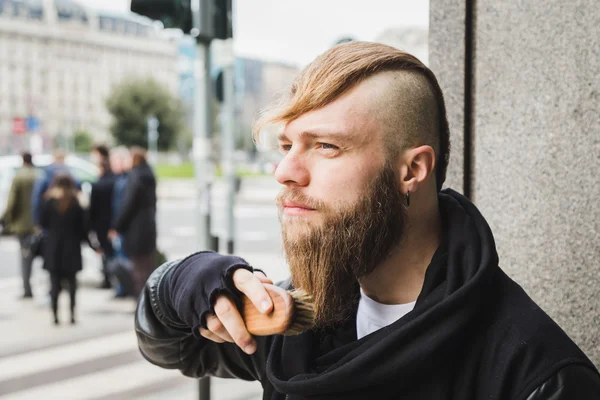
left=105, top=78, right=184, bottom=150
left=73, top=130, right=93, bottom=153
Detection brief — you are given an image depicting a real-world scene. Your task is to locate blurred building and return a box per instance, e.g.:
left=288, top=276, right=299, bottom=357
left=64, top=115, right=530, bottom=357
left=235, top=58, right=299, bottom=152
left=0, top=0, right=178, bottom=153
left=375, top=27, right=428, bottom=65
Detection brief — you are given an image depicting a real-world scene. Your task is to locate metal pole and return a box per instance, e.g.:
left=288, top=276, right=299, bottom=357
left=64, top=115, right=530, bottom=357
left=147, top=116, right=159, bottom=165
left=193, top=42, right=213, bottom=252
left=220, top=38, right=236, bottom=255
left=193, top=32, right=213, bottom=400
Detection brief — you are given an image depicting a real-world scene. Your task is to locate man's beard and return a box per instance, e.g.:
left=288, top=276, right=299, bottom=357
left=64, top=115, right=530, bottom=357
left=278, top=165, right=406, bottom=328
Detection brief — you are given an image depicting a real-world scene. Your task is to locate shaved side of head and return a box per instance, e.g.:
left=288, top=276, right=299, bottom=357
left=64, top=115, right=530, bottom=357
left=367, top=70, right=440, bottom=163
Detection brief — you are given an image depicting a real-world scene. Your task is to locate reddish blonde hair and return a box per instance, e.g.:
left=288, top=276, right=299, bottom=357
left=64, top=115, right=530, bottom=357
left=253, top=41, right=451, bottom=191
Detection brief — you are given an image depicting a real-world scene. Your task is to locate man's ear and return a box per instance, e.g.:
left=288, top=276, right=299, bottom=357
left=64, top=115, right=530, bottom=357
left=396, top=145, right=436, bottom=194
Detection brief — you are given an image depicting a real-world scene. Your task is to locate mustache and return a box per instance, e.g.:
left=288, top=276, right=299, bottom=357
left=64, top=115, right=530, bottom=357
left=276, top=189, right=326, bottom=211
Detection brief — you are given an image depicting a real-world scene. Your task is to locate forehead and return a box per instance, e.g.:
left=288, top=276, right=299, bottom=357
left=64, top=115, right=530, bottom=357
left=282, top=78, right=384, bottom=144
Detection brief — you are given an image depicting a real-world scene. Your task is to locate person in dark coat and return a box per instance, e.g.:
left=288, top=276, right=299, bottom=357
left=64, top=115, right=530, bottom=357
left=40, top=172, right=96, bottom=325
left=111, top=147, right=157, bottom=298
left=89, top=145, right=116, bottom=289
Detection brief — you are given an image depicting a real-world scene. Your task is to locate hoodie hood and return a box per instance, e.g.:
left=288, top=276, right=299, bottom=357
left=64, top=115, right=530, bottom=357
left=266, top=189, right=500, bottom=398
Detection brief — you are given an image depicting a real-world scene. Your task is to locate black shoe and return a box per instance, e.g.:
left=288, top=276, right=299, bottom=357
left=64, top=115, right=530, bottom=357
left=19, top=293, right=33, bottom=300
left=53, top=316, right=59, bottom=325
left=70, top=316, right=76, bottom=325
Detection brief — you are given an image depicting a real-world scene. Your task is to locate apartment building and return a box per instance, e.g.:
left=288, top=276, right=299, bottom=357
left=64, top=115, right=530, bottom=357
left=0, top=0, right=178, bottom=152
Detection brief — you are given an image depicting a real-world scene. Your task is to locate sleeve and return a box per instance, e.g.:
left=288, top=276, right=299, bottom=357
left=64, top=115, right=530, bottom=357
left=110, top=179, right=122, bottom=228
left=39, top=198, right=51, bottom=230
left=31, top=175, right=47, bottom=226
left=135, top=252, right=272, bottom=381
left=77, top=204, right=96, bottom=250
left=88, top=183, right=98, bottom=230
left=524, top=364, right=600, bottom=400
left=114, top=175, right=139, bottom=233
left=1, top=179, right=18, bottom=225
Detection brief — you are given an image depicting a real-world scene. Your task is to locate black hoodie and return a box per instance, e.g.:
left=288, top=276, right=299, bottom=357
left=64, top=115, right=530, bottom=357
left=135, top=189, right=600, bottom=399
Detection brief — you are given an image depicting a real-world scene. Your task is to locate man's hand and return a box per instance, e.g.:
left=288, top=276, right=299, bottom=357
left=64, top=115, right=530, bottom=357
left=108, top=229, right=118, bottom=240
left=199, top=269, right=275, bottom=354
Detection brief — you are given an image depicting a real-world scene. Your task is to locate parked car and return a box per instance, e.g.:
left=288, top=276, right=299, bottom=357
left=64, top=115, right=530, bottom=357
left=0, top=154, right=99, bottom=214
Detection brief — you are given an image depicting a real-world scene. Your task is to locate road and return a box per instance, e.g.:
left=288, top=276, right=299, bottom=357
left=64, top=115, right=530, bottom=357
left=0, top=177, right=288, bottom=400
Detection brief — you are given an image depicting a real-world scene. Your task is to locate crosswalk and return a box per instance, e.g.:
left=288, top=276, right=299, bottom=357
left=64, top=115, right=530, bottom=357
left=0, top=278, right=263, bottom=400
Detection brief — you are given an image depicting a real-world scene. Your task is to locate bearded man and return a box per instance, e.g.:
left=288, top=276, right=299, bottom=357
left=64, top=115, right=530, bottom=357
left=135, top=42, right=600, bottom=399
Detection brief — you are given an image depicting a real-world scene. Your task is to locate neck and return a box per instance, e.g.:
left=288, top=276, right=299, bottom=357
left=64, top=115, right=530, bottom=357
left=359, top=201, right=442, bottom=305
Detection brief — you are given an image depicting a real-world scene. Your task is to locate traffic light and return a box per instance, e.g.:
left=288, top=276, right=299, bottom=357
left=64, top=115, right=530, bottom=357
left=130, top=0, right=192, bottom=31
left=130, top=0, right=232, bottom=41
left=213, top=0, right=232, bottom=39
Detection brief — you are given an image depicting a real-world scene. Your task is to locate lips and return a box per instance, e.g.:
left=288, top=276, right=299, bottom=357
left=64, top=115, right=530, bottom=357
left=282, top=200, right=315, bottom=210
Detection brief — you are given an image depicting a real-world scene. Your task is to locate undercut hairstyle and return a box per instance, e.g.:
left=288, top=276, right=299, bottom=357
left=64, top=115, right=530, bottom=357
left=253, top=41, right=451, bottom=191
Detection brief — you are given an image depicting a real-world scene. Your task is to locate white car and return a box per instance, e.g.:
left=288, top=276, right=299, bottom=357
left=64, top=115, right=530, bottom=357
left=0, top=154, right=99, bottom=214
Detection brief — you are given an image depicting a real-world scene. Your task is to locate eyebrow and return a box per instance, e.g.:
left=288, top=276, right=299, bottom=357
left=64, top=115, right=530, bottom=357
left=277, top=130, right=357, bottom=143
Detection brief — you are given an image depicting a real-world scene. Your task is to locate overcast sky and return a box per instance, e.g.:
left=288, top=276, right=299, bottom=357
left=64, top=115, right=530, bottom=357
left=77, top=0, right=429, bottom=66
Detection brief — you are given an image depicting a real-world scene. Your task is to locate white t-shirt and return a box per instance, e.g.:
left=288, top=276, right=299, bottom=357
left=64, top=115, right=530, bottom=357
left=356, top=288, right=416, bottom=339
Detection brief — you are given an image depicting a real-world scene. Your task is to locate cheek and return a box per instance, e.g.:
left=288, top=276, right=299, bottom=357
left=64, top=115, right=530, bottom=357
left=309, top=158, right=380, bottom=206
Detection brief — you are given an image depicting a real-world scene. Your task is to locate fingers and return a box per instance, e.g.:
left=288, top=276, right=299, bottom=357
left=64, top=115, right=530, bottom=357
left=198, top=268, right=273, bottom=355
left=200, top=313, right=233, bottom=343
left=233, top=269, right=273, bottom=314
left=213, top=296, right=257, bottom=354
left=254, top=270, right=273, bottom=285
left=198, top=326, right=225, bottom=343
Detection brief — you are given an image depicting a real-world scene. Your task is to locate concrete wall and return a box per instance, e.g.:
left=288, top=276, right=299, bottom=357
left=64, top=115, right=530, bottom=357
left=430, top=0, right=600, bottom=367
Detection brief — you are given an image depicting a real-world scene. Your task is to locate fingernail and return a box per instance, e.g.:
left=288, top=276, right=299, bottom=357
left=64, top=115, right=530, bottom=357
left=244, top=343, right=256, bottom=354
left=261, top=300, right=271, bottom=313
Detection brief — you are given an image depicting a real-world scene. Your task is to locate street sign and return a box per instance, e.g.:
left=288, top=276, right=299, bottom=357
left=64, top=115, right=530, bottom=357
left=12, top=118, right=26, bottom=135
left=26, top=116, right=40, bottom=132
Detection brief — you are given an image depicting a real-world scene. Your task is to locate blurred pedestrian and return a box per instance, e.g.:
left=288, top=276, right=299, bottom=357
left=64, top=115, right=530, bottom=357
left=0, top=152, right=40, bottom=299
left=109, top=146, right=131, bottom=229
left=89, top=145, right=116, bottom=289
left=31, top=149, right=78, bottom=227
left=111, top=147, right=157, bottom=298
left=40, top=172, right=96, bottom=325
left=108, top=146, right=132, bottom=297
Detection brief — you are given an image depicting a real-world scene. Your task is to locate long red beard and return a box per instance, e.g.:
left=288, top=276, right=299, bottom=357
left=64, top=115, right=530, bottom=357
left=278, top=165, right=406, bottom=328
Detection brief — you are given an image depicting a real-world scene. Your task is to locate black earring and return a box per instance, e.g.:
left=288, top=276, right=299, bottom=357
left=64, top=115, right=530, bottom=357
left=406, top=190, right=411, bottom=208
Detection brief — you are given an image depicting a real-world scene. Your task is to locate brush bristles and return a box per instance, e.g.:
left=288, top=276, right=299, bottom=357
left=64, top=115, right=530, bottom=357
left=283, top=289, right=316, bottom=336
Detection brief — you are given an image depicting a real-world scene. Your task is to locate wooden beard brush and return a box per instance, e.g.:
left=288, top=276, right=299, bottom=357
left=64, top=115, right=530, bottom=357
left=241, top=284, right=316, bottom=336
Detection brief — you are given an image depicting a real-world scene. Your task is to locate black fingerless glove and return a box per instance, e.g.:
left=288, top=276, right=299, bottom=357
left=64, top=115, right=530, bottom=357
left=167, top=251, right=254, bottom=338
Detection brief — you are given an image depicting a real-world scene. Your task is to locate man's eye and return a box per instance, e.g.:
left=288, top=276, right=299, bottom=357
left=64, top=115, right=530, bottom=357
left=318, top=143, right=339, bottom=151
left=279, top=144, right=292, bottom=153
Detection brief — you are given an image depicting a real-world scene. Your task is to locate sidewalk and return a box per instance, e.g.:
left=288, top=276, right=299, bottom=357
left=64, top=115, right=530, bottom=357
left=0, top=257, right=271, bottom=399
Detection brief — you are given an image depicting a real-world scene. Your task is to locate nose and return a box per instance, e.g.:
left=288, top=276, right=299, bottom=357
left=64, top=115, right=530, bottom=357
left=274, top=151, right=310, bottom=187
